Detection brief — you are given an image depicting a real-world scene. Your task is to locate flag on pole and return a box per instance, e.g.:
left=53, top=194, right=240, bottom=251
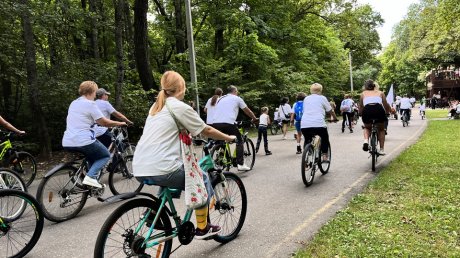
left=386, top=84, right=394, bottom=106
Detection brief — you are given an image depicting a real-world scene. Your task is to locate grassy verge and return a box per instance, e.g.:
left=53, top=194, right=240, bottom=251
left=426, top=109, right=450, bottom=119
left=295, top=119, right=460, bottom=257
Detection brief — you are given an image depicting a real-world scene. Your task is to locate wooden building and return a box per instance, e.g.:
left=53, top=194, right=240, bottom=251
left=426, top=68, right=460, bottom=99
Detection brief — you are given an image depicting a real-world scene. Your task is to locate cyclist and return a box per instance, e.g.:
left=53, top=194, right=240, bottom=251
left=204, top=88, right=223, bottom=125
left=340, top=93, right=354, bottom=133
left=211, top=85, right=258, bottom=171
left=399, top=94, right=412, bottom=121
left=132, top=71, right=236, bottom=239
left=0, top=115, right=25, bottom=135
left=278, top=97, right=292, bottom=140
left=301, top=83, right=338, bottom=162
left=291, top=92, right=306, bottom=154
left=62, top=81, right=127, bottom=188
left=255, top=107, right=272, bottom=155
left=409, top=96, right=416, bottom=108
left=94, top=88, right=133, bottom=148
left=358, top=79, right=391, bottom=155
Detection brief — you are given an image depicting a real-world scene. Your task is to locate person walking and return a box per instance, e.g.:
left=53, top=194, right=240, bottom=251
left=212, top=85, right=258, bottom=171
left=340, top=94, right=354, bottom=133
left=255, top=107, right=272, bottom=155
left=204, top=88, right=223, bottom=125
left=278, top=97, right=292, bottom=140
left=291, top=92, right=306, bottom=154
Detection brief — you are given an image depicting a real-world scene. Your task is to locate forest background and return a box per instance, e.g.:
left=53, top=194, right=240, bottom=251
left=1, top=0, right=458, bottom=157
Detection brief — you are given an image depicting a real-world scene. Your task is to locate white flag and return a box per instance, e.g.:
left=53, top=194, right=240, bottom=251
left=386, top=84, right=394, bottom=106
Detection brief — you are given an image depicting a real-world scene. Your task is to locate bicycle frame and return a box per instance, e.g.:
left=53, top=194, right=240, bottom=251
left=0, top=140, right=12, bottom=161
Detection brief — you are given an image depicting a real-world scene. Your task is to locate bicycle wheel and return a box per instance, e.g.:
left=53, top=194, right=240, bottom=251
left=210, top=172, right=247, bottom=243
left=36, top=165, right=89, bottom=222
left=8, top=151, right=37, bottom=187
left=319, top=143, right=331, bottom=174
left=269, top=125, right=277, bottom=135
left=108, top=155, right=144, bottom=195
left=94, top=198, right=172, bottom=258
left=301, top=144, right=315, bottom=187
left=210, top=144, right=228, bottom=170
left=0, top=168, right=26, bottom=192
left=370, top=133, right=377, bottom=172
left=0, top=189, right=44, bottom=258
left=243, top=138, right=255, bottom=170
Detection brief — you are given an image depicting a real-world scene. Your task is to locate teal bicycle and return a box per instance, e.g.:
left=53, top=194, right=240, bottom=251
left=94, top=139, right=247, bottom=257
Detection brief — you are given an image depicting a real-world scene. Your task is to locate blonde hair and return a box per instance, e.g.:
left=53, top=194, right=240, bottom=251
left=150, top=71, right=186, bottom=115
left=79, top=81, right=98, bottom=96
left=310, top=83, right=323, bottom=94
left=261, top=107, right=269, bottom=113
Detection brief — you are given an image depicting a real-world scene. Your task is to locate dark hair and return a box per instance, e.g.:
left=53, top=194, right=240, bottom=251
left=364, top=79, right=376, bottom=90
left=280, top=97, right=289, bottom=104
left=296, top=92, right=306, bottom=101
left=210, top=88, right=223, bottom=106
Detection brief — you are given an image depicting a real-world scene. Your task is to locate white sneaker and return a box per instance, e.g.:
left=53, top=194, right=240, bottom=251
left=82, top=176, right=103, bottom=188
left=377, top=149, right=386, bottom=156
left=237, top=164, right=251, bottom=171
left=283, top=136, right=287, bottom=140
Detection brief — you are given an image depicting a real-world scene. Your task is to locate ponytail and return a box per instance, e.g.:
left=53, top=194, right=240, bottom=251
left=149, top=71, right=185, bottom=116
left=150, top=90, right=167, bottom=116
left=210, top=87, right=223, bottom=106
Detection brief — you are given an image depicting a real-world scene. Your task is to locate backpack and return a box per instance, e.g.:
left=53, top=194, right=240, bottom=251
left=294, top=101, right=303, bottom=121
left=340, top=99, right=350, bottom=112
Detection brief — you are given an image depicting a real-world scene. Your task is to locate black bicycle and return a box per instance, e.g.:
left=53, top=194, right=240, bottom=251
left=401, top=110, right=410, bottom=127
left=269, top=121, right=282, bottom=135
left=301, top=135, right=331, bottom=186
left=36, top=126, right=143, bottom=222
left=0, top=189, right=44, bottom=258
left=369, top=119, right=380, bottom=172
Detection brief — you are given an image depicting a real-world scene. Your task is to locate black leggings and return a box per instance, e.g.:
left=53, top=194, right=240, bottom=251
left=342, top=112, right=353, bottom=129
left=212, top=123, right=244, bottom=165
left=301, top=127, right=330, bottom=154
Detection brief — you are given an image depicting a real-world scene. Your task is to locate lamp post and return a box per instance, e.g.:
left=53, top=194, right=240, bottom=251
left=184, top=0, right=199, bottom=116
left=348, top=51, right=354, bottom=92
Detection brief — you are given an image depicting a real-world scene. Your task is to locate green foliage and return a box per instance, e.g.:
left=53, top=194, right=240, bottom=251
left=0, top=0, right=385, bottom=150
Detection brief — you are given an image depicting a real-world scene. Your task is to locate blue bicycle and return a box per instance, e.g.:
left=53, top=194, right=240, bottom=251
left=94, top=139, right=247, bottom=257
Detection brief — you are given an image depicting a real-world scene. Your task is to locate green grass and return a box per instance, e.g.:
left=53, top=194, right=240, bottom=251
left=426, top=109, right=450, bottom=119
left=295, top=120, right=460, bottom=257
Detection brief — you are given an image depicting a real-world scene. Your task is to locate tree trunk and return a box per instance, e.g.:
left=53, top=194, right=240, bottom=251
left=89, top=0, right=100, bottom=59
left=134, top=0, right=156, bottom=91
left=214, top=28, right=224, bottom=58
left=174, top=0, right=186, bottom=54
left=114, top=0, right=124, bottom=109
left=123, top=0, right=136, bottom=69
left=19, top=0, right=52, bottom=158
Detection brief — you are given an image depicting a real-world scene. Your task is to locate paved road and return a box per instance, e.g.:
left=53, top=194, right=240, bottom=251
left=26, top=113, right=426, bottom=258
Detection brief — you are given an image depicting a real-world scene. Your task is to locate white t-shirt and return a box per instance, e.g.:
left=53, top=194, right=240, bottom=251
left=94, top=99, right=117, bottom=137
left=340, top=99, right=354, bottom=113
left=62, top=97, right=104, bottom=147
left=274, top=110, right=279, bottom=121
left=409, top=97, right=416, bottom=104
left=212, top=94, right=247, bottom=124
left=204, top=97, right=219, bottom=124
left=400, top=97, right=412, bottom=109
left=278, top=103, right=292, bottom=121
left=301, top=94, right=331, bottom=128
left=133, top=97, right=207, bottom=177
left=419, top=104, right=426, bottom=111
left=259, top=113, right=269, bottom=126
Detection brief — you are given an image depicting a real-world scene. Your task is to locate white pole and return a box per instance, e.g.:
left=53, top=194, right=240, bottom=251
left=349, top=51, right=353, bottom=92
left=184, top=0, right=199, bottom=116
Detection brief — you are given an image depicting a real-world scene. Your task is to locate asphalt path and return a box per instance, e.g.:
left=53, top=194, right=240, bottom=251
left=25, top=111, right=427, bottom=258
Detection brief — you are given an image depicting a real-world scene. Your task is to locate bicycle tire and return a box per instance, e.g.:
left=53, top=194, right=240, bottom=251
left=370, top=133, right=377, bottom=172
left=94, top=198, right=172, bottom=258
left=270, top=125, right=278, bottom=135
left=210, top=143, right=229, bottom=170
left=210, top=172, right=247, bottom=243
left=108, top=155, right=144, bottom=195
left=243, top=138, right=255, bottom=170
left=0, top=189, right=44, bottom=258
left=36, top=165, right=89, bottom=222
left=8, top=151, right=37, bottom=187
left=319, top=143, right=331, bottom=174
left=301, top=144, right=315, bottom=187
left=0, top=169, right=27, bottom=220
left=0, top=168, right=26, bottom=192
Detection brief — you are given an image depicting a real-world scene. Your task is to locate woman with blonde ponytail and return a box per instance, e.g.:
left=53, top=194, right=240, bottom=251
left=133, top=71, right=236, bottom=239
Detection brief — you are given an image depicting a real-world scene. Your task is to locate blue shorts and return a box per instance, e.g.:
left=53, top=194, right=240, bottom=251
left=294, top=121, right=301, bottom=132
